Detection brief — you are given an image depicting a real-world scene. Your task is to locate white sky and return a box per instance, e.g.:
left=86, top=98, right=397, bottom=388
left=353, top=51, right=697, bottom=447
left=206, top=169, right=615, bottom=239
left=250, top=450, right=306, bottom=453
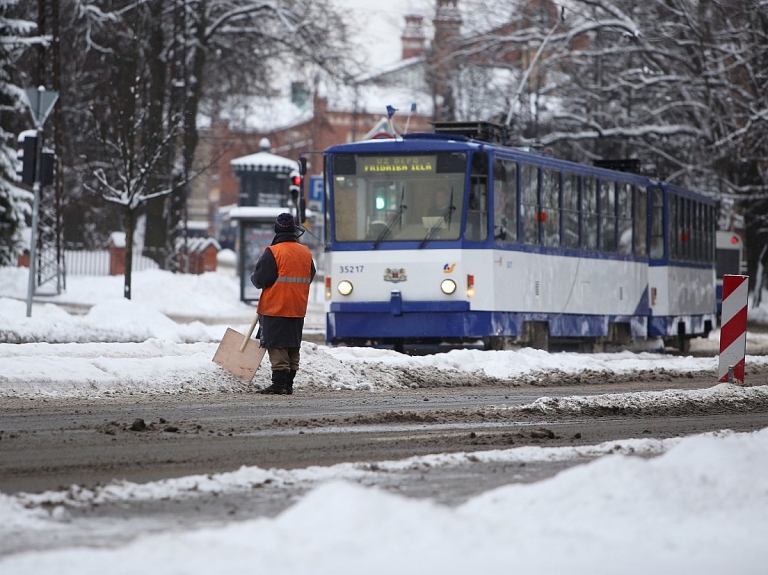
left=332, top=0, right=434, bottom=69
left=1, top=262, right=767, bottom=572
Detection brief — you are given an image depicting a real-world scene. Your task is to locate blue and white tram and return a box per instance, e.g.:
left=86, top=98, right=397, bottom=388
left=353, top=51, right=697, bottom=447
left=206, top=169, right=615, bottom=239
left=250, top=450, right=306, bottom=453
left=319, top=125, right=716, bottom=352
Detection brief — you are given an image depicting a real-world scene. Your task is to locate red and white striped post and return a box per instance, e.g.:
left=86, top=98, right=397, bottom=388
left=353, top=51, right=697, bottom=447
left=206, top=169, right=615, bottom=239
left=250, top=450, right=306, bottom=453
left=718, top=274, right=748, bottom=384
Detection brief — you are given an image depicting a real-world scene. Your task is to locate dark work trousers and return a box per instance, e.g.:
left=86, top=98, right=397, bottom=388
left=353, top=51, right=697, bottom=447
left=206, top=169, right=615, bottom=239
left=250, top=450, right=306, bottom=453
left=268, top=348, right=300, bottom=371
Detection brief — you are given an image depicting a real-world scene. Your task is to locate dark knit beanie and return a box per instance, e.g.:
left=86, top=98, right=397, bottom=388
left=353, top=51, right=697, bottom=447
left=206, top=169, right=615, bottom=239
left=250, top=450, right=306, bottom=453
left=275, top=212, right=296, bottom=234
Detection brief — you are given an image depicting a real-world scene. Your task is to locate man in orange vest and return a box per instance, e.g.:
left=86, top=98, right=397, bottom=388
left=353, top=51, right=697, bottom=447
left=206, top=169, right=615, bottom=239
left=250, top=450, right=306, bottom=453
left=251, top=213, right=316, bottom=394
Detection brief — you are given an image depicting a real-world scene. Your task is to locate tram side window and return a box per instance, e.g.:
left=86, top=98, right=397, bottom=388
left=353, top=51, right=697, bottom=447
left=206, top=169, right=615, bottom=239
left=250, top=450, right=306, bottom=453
left=563, top=172, right=580, bottom=249
left=693, top=201, right=701, bottom=261
left=704, top=204, right=711, bottom=262
left=687, top=201, right=695, bottom=260
left=333, top=179, right=362, bottom=241
left=493, top=159, right=517, bottom=242
left=693, top=202, right=704, bottom=262
left=681, top=197, right=691, bottom=260
left=583, top=176, right=598, bottom=250
left=521, top=163, right=539, bottom=245
left=704, top=204, right=713, bottom=262
left=618, top=182, right=633, bottom=255
left=650, top=187, right=664, bottom=260
left=694, top=200, right=700, bottom=260
left=686, top=198, right=693, bottom=260
left=702, top=203, right=709, bottom=261
left=466, top=151, right=488, bottom=241
left=541, top=168, right=560, bottom=247
left=701, top=204, right=708, bottom=261
left=634, top=186, right=648, bottom=257
left=681, top=198, right=688, bottom=259
left=668, top=194, right=678, bottom=260
left=600, top=179, right=617, bottom=252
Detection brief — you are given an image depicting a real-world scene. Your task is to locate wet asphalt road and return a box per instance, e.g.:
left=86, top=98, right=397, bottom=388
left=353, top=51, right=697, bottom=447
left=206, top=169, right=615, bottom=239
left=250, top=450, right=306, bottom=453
left=2, top=373, right=767, bottom=495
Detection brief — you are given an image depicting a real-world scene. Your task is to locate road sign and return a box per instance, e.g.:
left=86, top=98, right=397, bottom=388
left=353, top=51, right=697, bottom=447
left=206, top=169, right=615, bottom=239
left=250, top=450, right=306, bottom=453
left=24, top=87, right=59, bottom=127
left=309, top=175, right=324, bottom=202
left=718, top=274, right=748, bottom=384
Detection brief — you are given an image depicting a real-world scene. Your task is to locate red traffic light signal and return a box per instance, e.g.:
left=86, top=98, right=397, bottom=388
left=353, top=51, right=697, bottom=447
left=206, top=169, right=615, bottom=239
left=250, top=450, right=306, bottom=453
left=288, top=171, right=302, bottom=198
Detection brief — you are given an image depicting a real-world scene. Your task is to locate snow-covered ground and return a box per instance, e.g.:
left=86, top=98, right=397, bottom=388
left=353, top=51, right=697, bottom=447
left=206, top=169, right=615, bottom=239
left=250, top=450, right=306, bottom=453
left=1, top=265, right=767, bottom=573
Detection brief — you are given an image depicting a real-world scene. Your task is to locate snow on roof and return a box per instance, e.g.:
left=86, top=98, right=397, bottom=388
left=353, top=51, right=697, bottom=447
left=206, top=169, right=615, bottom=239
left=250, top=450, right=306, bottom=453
left=355, top=56, right=425, bottom=83
left=208, top=94, right=314, bottom=134
left=203, top=55, right=432, bottom=135
left=215, top=83, right=433, bottom=135
left=231, top=151, right=299, bottom=172
left=328, top=82, right=433, bottom=118
left=228, top=206, right=292, bottom=221
left=109, top=231, right=126, bottom=248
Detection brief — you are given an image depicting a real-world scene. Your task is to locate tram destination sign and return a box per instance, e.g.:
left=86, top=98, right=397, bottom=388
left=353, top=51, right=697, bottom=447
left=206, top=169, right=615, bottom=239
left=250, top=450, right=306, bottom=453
left=358, top=155, right=436, bottom=174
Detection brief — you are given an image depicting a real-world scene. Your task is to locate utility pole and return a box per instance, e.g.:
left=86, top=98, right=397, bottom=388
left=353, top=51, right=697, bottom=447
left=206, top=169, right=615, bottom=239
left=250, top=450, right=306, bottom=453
left=24, top=86, right=59, bottom=317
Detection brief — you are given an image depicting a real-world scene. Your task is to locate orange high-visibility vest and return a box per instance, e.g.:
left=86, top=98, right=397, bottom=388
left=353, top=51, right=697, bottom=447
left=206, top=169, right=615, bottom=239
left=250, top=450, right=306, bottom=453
left=257, top=242, right=313, bottom=317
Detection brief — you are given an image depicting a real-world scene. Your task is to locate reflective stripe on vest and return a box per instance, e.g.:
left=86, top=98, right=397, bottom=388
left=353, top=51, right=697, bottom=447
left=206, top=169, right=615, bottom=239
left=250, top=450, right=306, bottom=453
left=275, top=276, right=312, bottom=284
left=257, top=242, right=313, bottom=318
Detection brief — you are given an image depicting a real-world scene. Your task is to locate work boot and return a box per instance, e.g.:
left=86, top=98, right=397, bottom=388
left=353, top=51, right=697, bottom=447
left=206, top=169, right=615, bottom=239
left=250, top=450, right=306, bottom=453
left=258, top=370, right=290, bottom=395
left=286, top=370, right=297, bottom=395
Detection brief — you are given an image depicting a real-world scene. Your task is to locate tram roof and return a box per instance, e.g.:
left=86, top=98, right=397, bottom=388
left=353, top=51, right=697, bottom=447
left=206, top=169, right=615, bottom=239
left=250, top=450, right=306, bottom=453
left=323, top=133, right=714, bottom=202
left=323, top=133, right=484, bottom=154
left=323, top=132, right=630, bottom=177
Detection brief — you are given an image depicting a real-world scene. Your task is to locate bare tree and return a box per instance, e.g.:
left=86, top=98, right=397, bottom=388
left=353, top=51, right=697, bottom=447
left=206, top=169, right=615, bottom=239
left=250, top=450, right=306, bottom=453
left=449, top=0, right=765, bottom=182
left=80, top=5, right=182, bottom=299
left=153, top=0, right=352, bottom=263
left=15, top=0, right=353, bottom=269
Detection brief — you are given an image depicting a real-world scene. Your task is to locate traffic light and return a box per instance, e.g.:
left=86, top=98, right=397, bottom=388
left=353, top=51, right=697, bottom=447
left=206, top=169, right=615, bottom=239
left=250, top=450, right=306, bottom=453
left=288, top=165, right=307, bottom=225
left=15, top=130, right=55, bottom=187
left=288, top=170, right=302, bottom=203
left=41, top=149, right=54, bottom=187
left=16, top=131, right=36, bottom=186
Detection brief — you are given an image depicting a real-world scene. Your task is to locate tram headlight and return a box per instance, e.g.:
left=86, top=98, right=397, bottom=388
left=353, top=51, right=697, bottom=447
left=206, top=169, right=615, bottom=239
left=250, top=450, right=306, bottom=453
left=337, top=280, right=353, bottom=296
left=440, top=278, right=457, bottom=295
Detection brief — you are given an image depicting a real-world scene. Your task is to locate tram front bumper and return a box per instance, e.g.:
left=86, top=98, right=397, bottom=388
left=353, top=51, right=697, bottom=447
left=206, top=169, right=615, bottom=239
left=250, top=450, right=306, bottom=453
left=327, top=300, right=507, bottom=343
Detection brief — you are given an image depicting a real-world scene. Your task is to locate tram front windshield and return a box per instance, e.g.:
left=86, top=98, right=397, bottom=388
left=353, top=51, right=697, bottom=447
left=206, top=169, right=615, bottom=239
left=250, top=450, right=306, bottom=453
left=331, top=152, right=467, bottom=242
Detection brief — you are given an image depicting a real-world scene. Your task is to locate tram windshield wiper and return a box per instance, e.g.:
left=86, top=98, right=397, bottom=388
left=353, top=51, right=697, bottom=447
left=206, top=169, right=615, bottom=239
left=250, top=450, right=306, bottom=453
left=419, top=190, right=455, bottom=248
left=373, top=187, right=407, bottom=249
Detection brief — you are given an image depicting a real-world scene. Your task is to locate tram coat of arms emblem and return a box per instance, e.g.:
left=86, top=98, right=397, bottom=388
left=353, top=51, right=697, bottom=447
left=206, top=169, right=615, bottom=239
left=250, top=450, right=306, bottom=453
left=384, top=268, right=407, bottom=283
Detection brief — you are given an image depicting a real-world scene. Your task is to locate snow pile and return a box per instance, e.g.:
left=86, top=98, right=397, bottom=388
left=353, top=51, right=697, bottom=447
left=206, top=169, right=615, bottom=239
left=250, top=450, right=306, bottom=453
left=2, top=428, right=766, bottom=574
left=4, top=336, right=768, bottom=399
